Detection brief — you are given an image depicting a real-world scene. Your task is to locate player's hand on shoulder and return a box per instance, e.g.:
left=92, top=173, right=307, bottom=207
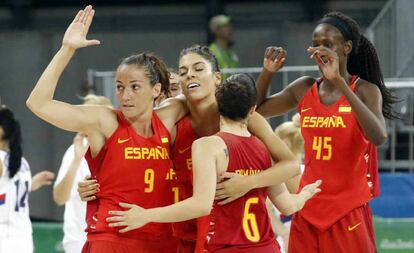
left=107, top=202, right=149, bottom=233
left=263, top=47, right=287, bottom=73
left=77, top=176, right=99, bottom=201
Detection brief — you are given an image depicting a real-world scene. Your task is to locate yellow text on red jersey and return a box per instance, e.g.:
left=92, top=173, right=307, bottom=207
left=302, top=115, right=347, bottom=128
left=235, top=168, right=262, bottom=176
left=124, top=146, right=170, bottom=160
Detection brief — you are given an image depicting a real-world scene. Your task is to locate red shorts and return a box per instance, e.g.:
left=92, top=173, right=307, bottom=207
left=210, top=240, right=280, bottom=253
left=82, top=234, right=177, bottom=253
left=288, top=204, right=376, bottom=253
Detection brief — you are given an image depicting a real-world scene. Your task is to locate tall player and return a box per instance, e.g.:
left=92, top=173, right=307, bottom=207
left=106, top=73, right=321, bottom=253
left=235, top=12, right=398, bottom=252
left=0, top=107, right=55, bottom=253
left=26, top=6, right=187, bottom=253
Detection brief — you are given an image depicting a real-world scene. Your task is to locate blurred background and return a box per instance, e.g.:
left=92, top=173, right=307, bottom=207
left=0, top=0, right=413, bottom=252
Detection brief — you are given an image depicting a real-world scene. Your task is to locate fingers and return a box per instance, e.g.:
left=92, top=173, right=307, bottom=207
left=108, top=221, right=127, bottom=228
left=85, top=39, right=101, bottom=46
left=73, top=10, right=83, bottom=23
left=78, top=179, right=97, bottom=187
left=218, top=196, right=238, bottom=205
left=84, top=8, right=96, bottom=35
left=220, top=172, right=238, bottom=179
left=82, top=196, right=96, bottom=202
left=119, top=202, right=134, bottom=209
left=106, top=216, right=125, bottom=222
left=81, top=5, right=92, bottom=24
left=264, top=47, right=286, bottom=62
left=108, top=210, right=124, bottom=216
left=120, top=227, right=133, bottom=233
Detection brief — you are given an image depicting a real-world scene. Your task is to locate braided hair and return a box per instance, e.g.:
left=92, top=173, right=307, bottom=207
left=0, top=107, right=23, bottom=178
left=119, top=53, right=170, bottom=97
left=323, top=12, right=399, bottom=119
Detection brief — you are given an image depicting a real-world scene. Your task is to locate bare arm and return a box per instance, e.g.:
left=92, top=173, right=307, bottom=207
left=53, top=134, right=88, bottom=205
left=268, top=180, right=321, bottom=216
left=106, top=137, right=222, bottom=233
left=26, top=6, right=106, bottom=134
left=155, top=94, right=189, bottom=133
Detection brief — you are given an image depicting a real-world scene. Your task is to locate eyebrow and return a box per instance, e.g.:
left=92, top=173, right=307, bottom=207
left=179, top=61, right=206, bottom=70
left=116, top=80, right=143, bottom=83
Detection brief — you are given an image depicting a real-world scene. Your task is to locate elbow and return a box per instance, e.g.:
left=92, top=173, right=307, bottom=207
left=53, top=190, right=67, bottom=206
left=194, top=203, right=212, bottom=217
left=372, top=132, right=388, bottom=146
left=26, top=96, right=40, bottom=113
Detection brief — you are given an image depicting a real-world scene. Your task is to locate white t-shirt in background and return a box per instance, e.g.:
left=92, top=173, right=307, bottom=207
left=54, top=144, right=89, bottom=249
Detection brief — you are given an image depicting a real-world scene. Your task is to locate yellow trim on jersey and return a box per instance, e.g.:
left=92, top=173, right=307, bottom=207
left=339, top=106, right=352, bottom=113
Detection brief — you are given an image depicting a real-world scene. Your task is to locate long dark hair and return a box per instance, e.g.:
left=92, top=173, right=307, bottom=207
left=323, top=12, right=399, bottom=119
left=0, top=107, right=22, bottom=178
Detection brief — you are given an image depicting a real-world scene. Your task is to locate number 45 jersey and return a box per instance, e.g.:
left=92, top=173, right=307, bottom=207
left=297, top=76, right=378, bottom=231
left=204, top=132, right=280, bottom=253
left=0, top=150, right=32, bottom=237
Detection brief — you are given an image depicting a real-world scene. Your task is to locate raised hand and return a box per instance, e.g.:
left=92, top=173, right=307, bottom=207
left=62, top=5, right=100, bottom=50
left=307, top=46, right=340, bottom=81
left=73, top=133, right=89, bottom=160
left=263, top=47, right=287, bottom=73
left=31, top=170, right=55, bottom=192
left=107, top=203, right=149, bottom=233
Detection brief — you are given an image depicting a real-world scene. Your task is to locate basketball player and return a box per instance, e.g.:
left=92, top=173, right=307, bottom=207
left=252, top=11, right=399, bottom=253
left=105, top=74, right=321, bottom=253
left=78, top=44, right=303, bottom=253
left=26, top=6, right=186, bottom=253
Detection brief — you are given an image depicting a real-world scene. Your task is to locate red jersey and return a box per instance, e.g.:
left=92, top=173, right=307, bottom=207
left=85, top=110, right=175, bottom=242
left=297, top=76, right=379, bottom=231
left=170, top=115, right=199, bottom=240
left=205, top=132, right=279, bottom=253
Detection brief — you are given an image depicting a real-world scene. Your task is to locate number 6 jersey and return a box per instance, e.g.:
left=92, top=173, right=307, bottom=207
left=203, top=132, right=279, bottom=253
left=297, top=76, right=378, bottom=231
left=0, top=150, right=32, bottom=237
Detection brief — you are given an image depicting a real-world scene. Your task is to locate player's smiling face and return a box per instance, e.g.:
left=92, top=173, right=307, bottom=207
left=115, top=64, right=160, bottom=119
left=178, top=53, right=221, bottom=102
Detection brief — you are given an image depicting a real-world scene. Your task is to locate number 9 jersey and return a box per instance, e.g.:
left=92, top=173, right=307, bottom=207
left=0, top=150, right=32, bottom=239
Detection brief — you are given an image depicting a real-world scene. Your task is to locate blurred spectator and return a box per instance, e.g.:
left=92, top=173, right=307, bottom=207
left=209, top=15, right=239, bottom=78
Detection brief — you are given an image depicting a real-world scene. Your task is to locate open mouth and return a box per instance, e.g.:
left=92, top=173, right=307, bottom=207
left=187, top=83, right=201, bottom=89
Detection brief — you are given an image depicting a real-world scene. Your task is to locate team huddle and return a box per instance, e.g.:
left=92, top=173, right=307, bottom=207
left=1, top=4, right=398, bottom=253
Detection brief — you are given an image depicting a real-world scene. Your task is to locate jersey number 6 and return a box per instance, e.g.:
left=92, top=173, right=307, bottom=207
left=242, top=197, right=260, bottom=242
